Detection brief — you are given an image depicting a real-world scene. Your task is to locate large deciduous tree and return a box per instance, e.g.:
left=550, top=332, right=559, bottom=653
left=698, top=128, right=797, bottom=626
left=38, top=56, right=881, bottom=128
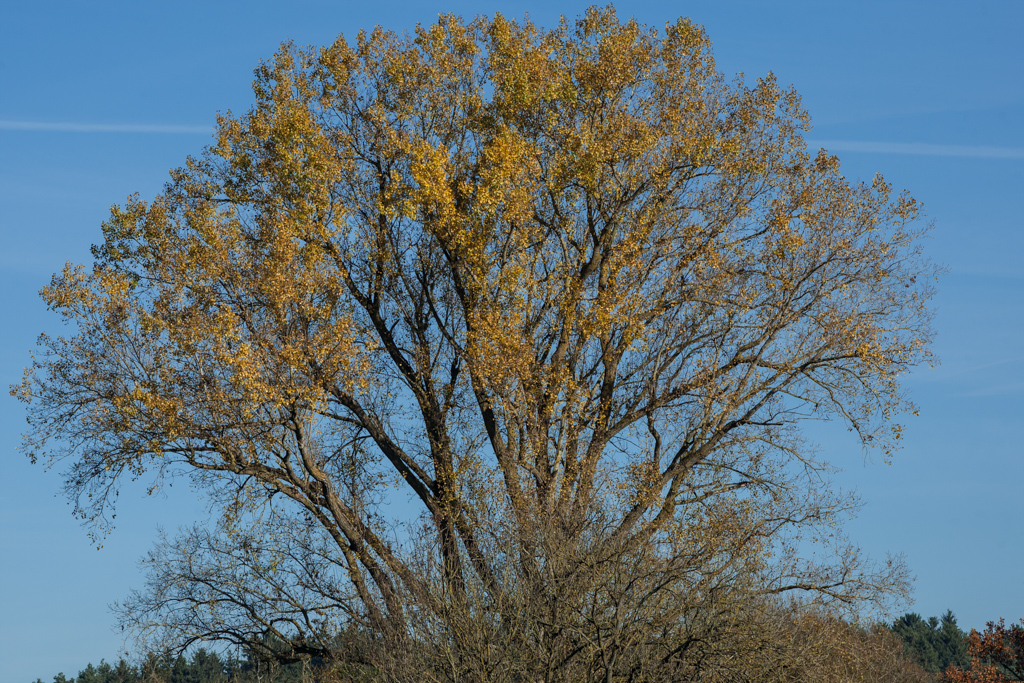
left=15, top=7, right=935, bottom=682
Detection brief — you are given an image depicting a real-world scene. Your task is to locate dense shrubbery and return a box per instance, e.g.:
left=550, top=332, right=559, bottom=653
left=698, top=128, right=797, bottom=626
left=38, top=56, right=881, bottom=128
left=35, top=614, right=938, bottom=683
left=44, top=610, right=1008, bottom=682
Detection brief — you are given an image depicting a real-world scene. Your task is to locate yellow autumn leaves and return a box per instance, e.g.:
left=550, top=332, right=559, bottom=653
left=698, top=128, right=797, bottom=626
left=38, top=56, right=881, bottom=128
left=14, top=14, right=935, bottom=673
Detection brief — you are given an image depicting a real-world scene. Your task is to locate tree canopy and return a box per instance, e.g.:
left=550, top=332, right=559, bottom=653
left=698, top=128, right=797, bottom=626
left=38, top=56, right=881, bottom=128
left=16, top=7, right=936, bottom=681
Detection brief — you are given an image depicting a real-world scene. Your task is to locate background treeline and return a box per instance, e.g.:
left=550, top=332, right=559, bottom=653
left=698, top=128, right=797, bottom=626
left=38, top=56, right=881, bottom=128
left=33, top=649, right=318, bottom=683
left=30, top=610, right=1003, bottom=683
left=890, top=610, right=970, bottom=673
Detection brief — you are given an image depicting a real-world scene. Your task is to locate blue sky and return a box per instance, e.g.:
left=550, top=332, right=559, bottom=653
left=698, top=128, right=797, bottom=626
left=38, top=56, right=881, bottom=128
left=1, top=1, right=1021, bottom=681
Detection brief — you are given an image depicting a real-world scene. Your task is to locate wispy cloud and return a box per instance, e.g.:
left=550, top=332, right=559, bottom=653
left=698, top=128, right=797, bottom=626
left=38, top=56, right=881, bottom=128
left=806, top=139, right=1024, bottom=159
left=954, top=381, right=1024, bottom=398
left=911, top=356, right=1024, bottom=383
left=4, top=122, right=1021, bottom=157
left=0, top=120, right=211, bottom=134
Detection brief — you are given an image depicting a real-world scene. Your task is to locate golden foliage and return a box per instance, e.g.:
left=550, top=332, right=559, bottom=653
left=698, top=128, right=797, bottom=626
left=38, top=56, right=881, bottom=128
left=15, top=6, right=935, bottom=680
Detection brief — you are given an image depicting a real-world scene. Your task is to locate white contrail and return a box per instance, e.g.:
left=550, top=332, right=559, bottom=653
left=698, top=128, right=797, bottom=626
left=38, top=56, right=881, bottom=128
left=807, top=139, right=1024, bottom=159
left=3, top=122, right=1020, bottom=158
left=0, top=120, right=212, bottom=134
